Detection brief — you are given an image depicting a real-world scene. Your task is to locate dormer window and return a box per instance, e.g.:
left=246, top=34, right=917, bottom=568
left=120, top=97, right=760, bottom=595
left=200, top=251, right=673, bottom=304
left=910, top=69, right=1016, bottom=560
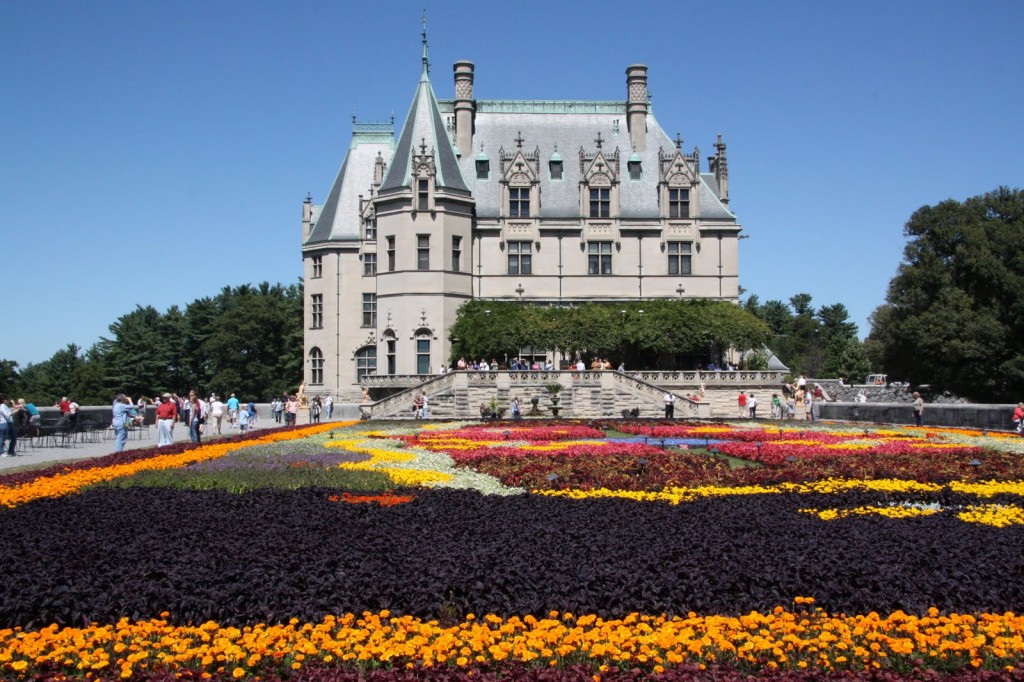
left=628, top=160, right=642, bottom=180
left=476, top=159, right=489, bottom=179
left=509, top=187, right=530, bottom=218
left=669, top=188, right=690, bottom=218
left=549, top=159, right=563, bottom=180
left=589, top=188, right=611, bottom=218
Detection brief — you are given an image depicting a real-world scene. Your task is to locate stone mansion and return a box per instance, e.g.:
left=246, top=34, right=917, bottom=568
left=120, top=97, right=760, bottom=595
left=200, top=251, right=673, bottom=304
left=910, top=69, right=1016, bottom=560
left=302, top=43, right=742, bottom=401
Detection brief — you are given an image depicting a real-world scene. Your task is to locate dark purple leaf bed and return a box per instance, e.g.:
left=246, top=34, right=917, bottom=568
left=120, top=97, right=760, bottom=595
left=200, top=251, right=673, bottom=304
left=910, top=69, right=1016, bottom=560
left=0, top=487, right=1021, bottom=629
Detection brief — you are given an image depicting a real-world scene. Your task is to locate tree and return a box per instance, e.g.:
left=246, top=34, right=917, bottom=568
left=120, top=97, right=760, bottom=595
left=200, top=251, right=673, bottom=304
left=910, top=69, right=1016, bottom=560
left=101, top=305, right=173, bottom=397
left=0, top=360, right=18, bottom=396
left=867, top=187, right=1024, bottom=401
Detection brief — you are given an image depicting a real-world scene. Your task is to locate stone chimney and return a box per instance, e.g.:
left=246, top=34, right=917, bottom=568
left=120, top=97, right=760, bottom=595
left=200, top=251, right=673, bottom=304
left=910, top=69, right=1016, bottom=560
left=709, top=134, right=729, bottom=205
left=453, top=60, right=475, bottom=156
left=626, top=64, right=648, bottom=153
left=302, top=193, right=312, bottom=240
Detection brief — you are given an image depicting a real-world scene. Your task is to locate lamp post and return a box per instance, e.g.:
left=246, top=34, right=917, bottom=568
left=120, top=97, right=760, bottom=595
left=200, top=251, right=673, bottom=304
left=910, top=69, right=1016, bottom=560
left=515, top=283, right=525, bottom=300
left=676, top=283, right=685, bottom=298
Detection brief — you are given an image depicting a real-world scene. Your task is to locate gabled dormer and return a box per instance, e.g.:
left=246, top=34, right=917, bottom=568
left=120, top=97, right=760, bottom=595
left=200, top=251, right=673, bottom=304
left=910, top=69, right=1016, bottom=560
left=580, top=132, right=620, bottom=219
left=658, top=137, right=700, bottom=220
left=499, top=133, right=540, bottom=219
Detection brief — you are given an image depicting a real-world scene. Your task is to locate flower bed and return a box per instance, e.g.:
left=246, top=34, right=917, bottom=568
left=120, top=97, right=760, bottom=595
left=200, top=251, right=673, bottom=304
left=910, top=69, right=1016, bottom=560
left=1, top=419, right=1023, bottom=680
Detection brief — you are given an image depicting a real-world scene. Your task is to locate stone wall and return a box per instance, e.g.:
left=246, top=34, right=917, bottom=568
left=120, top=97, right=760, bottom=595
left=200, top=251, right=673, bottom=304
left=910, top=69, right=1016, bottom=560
left=819, top=402, right=1019, bottom=431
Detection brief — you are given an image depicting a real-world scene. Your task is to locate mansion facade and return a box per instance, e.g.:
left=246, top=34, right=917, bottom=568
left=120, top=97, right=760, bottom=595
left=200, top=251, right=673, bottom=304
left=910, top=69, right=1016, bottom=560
left=302, top=46, right=742, bottom=401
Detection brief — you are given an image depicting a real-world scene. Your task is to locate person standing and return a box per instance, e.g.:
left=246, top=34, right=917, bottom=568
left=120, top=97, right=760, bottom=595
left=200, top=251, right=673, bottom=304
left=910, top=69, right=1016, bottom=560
left=747, top=393, right=758, bottom=419
left=310, top=396, right=322, bottom=424
left=155, top=393, right=177, bottom=446
left=511, top=396, right=522, bottom=420
left=413, top=392, right=424, bottom=419
left=226, top=393, right=240, bottom=428
left=285, top=395, right=298, bottom=426
left=420, top=392, right=430, bottom=419
left=324, top=394, right=333, bottom=420
left=664, top=392, right=676, bottom=419
left=771, top=393, right=781, bottom=420
left=912, top=392, right=924, bottom=426
left=210, top=395, right=226, bottom=434
left=188, top=390, right=204, bottom=444
left=0, top=396, right=19, bottom=456
left=111, top=394, right=138, bottom=453
left=738, top=392, right=748, bottom=418
left=246, top=400, right=257, bottom=427
left=238, top=405, right=250, bottom=433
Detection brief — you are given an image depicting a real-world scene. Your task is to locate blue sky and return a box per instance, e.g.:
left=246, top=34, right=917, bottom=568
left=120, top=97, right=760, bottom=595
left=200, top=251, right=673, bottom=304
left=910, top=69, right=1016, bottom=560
left=2, top=0, right=1022, bottom=368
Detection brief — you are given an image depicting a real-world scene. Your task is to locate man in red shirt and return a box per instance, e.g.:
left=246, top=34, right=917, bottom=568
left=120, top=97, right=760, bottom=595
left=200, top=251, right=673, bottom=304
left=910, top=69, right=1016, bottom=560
left=738, top=392, right=748, bottom=418
left=155, top=393, right=178, bottom=446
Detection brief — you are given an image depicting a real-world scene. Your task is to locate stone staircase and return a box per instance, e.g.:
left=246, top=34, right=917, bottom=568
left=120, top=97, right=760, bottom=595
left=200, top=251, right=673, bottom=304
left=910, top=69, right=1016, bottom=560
left=360, top=370, right=789, bottom=421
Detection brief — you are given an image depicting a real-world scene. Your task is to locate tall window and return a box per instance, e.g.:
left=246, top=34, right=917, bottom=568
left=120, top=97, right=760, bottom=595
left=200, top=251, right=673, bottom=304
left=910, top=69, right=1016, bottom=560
left=628, top=160, right=642, bottom=180
left=588, top=242, right=612, bottom=275
left=386, top=337, right=396, bottom=374
left=311, top=255, right=322, bottom=278
left=507, top=241, right=532, bottom=275
left=363, top=253, right=377, bottom=276
left=589, top=187, right=610, bottom=218
left=386, top=236, right=395, bottom=271
left=417, top=235, right=430, bottom=270
left=362, top=293, right=376, bottom=327
left=669, top=188, right=690, bottom=218
left=417, top=179, right=429, bottom=211
left=509, top=187, right=530, bottom=217
left=416, top=337, right=431, bottom=374
left=310, top=294, right=323, bottom=328
left=364, top=218, right=376, bottom=240
left=452, top=235, right=462, bottom=272
left=668, top=242, right=692, bottom=275
left=355, top=346, right=376, bottom=380
left=549, top=160, right=563, bottom=180
left=476, top=159, right=489, bottom=179
left=309, top=347, right=324, bottom=384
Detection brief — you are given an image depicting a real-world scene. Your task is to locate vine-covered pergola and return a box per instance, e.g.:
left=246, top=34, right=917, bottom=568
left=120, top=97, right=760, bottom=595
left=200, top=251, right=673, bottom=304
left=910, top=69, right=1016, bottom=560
left=448, top=300, right=771, bottom=370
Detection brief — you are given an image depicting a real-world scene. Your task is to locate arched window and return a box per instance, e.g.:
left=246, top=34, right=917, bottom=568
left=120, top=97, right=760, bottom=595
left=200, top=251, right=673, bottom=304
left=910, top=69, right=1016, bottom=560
left=355, top=346, right=376, bottom=381
left=383, top=330, right=397, bottom=375
left=309, top=347, right=324, bottom=385
left=415, top=330, right=431, bottom=375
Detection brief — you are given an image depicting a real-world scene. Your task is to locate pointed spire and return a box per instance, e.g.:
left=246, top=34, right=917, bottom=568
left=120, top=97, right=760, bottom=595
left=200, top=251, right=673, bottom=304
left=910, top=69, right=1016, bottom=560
left=379, top=20, right=468, bottom=193
left=420, top=11, right=430, bottom=78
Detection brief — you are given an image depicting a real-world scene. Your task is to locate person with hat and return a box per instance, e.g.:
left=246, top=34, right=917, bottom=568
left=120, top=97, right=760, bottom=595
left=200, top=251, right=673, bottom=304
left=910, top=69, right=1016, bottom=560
left=226, top=393, right=240, bottom=428
left=155, top=393, right=178, bottom=446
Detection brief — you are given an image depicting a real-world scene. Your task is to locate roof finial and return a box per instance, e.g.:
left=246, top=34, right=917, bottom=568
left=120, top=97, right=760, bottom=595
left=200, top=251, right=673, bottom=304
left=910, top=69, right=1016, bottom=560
left=421, top=10, right=430, bottom=76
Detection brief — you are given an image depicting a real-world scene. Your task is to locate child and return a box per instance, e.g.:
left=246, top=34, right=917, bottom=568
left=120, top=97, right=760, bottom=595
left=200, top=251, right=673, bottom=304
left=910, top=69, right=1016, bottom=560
left=238, top=406, right=250, bottom=433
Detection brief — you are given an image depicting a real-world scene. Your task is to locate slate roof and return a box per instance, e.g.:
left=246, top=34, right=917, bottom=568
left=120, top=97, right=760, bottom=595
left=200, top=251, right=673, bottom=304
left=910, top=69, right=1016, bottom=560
left=441, top=101, right=735, bottom=222
left=307, top=63, right=737, bottom=246
left=304, top=126, right=393, bottom=245
left=379, top=66, right=468, bottom=194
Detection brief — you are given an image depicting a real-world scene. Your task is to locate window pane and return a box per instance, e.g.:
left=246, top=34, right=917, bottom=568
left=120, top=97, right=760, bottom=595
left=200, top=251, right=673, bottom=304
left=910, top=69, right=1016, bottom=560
left=521, top=255, right=532, bottom=275
left=508, top=256, right=519, bottom=275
